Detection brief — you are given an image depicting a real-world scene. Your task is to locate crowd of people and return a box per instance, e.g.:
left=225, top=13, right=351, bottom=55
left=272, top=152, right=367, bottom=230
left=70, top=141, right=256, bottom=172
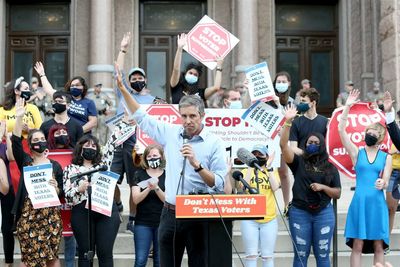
left=0, top=31, right=398, bottom=267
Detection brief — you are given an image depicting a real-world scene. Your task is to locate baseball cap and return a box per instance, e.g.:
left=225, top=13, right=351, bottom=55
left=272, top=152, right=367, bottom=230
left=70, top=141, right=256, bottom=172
left=301, top=79, right=310, bottom=85
left=251, top=144, right=268, bottom=157
left=345, top=80, right=354, bottom=86
left=128, top=67, right=146, bottom=78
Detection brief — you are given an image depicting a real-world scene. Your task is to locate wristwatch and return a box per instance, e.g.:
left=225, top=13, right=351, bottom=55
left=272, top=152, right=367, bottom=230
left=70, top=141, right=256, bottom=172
left=194, top=163, right=204, bottom=172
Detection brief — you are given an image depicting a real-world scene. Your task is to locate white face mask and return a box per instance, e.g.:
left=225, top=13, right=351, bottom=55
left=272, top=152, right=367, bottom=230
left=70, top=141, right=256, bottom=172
left=275, top=82, right=289, bottom=93
left=229, top=100, right=242, bottom=109
left=185, top=74, right=198, bottom=84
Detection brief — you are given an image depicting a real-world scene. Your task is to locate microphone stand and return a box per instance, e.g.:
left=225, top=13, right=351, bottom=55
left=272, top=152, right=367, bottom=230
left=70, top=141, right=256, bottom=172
left=254, top=168, right=260, bottom=194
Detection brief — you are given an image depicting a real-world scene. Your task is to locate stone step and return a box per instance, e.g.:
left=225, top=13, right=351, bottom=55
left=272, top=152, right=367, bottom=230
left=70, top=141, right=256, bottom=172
left=3, top=228, right=400, bottom=255
left=2, top=251, right=400, bottom=267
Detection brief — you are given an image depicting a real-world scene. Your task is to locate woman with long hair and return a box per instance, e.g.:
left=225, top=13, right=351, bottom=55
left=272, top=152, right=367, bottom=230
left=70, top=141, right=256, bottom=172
left=280, top=104, right=341, bottom=267
left=131, top=144, right=166, bottom=267
left=11, top=98, right=63, bottom=267
left=63, top=119, right=131, bottom=267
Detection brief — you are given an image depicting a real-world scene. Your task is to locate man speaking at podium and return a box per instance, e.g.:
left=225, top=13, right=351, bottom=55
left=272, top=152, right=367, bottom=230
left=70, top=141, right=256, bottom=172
left=116, top=68, right=228, bottom=267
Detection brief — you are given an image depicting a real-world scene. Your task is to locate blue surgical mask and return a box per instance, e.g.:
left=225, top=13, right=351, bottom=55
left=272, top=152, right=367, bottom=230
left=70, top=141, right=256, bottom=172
left=275, top=82, right=289, bottom=93
left=297, top=102, right=310, bottom=113
left=70, top=87, right=82, bottom=97
left=185, top=74, right=198, bottom=84
left=229, top=100, right=242, bottom=109
left=305, top=144, right=320, bottom=154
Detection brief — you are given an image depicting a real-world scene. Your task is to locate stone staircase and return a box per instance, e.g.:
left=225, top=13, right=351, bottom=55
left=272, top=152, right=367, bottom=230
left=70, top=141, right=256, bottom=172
left=1, top=212, right=400, bottom=266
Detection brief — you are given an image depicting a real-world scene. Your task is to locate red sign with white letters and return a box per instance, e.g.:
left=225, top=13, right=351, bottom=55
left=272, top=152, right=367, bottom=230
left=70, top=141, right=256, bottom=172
left=326, top=102, right=391, bottom=178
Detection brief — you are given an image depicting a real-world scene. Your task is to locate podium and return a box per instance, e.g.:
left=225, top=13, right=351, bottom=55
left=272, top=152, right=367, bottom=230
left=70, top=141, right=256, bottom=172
left=176, top=194, right=267, bottom=267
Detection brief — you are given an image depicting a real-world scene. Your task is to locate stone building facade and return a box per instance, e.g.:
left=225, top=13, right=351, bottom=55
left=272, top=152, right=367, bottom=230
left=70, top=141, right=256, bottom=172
left=0, top=0, right=398, bottom=113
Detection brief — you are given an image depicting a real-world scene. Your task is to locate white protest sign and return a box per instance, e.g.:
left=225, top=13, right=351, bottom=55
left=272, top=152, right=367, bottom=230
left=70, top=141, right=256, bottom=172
left=241, top=101, right=285, bottom=139
left=184, top=15, right=239, bottom=69
left=23, top=163, right=60, bottom=209
left=245, top=62, right=275, bottom=103
left=87, top=171, right=119, bottom=217
left=106, top=112, right=125, bottom=128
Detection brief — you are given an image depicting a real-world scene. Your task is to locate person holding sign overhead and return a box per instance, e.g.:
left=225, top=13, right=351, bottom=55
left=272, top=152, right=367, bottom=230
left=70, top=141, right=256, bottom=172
left=339, top=90, right=391, bottom=267
left=131, top=144, right=166, bottom=267
left=11, top=97, right=63, bottom=267
left=170, top=33, right=223, bottom=105
left=63, top=118, right=132, bottom=266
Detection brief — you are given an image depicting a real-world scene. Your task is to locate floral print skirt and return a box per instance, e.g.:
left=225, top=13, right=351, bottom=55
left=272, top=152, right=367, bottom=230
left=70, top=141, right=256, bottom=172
left=16, top=197, right=62, bottom=267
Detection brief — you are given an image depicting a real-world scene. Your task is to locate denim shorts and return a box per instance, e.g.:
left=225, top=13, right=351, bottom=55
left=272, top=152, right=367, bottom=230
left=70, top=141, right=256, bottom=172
left=387, top=169, right=400, bottom=192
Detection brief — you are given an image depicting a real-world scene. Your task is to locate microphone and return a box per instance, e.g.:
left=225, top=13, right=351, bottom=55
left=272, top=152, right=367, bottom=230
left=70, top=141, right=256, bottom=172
left=232, top=171, right=258, bottom=194
left=69, top=165, right=108, bottom=184
left=236, top=147, right=265, bottom=174
left=179, top=129, right=192, bottom=194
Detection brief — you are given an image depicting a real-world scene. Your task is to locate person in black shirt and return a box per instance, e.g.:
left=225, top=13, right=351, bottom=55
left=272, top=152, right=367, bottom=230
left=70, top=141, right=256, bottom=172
left=280, top=104, right=341, bottom=267
left=170, top=33, right=223, bottom=104
left=40, top=91, right=83, bottom=148
left=130, top=144, right=166, bottom=267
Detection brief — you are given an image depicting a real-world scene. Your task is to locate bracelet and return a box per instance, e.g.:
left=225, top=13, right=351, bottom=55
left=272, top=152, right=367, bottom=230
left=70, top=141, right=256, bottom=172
left=216, top=67, right=222, bottom=72
left=120, top=49, right=127, bottom=53
left=284, top=121, right=292, bottom=127
left=40, top=74, right=46, bottom=77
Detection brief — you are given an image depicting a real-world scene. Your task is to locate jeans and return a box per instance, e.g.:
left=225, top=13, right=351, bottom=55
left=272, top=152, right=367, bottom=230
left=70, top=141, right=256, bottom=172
left=64, top=235, right=77, bottom=267
left=241, top=219, right=278, bottom=267
left=158, top=207, right=208, bottom=267
left=288, top=203, right=335, bottom=267
left=134, top=224, right=159, bottom=267
left=1, top=189, right=15, bottom=263
left=71, top=201, right=121, bottom=267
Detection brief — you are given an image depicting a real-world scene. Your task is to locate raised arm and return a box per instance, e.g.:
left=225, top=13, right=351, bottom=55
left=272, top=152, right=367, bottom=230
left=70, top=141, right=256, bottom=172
left=34, top=62, right=56, bottom=97
left=170, top=33, right=187, bottom=88
left=383, top=91, right=400, bottom=150
left=12, top=98, right=26, bottom=138
left=204, top=58, right=223, bottom=99
left=280, top=104, right=298, bottom=164
left=116, top=32, right=131, bottom=84
left=338, top=90, right=360, bottom=164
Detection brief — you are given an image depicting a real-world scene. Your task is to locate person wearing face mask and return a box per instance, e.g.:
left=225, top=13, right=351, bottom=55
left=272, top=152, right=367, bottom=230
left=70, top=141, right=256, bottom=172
left=338, top=89, right=392, bottom=267
left=0, top=77, right=43, bottom=139
left=281, top=104, right=341, bottom=267
left=239, top=145, right=280, bottom=267
left=63, top=119, right=131, bottom=267
left=130, top=144, right=166, bottom=267
left=34, top=62, right=97, bottom=134
left=170, top=33, right=223, bottom=105
left=289, top=87, right=328, bottom=156
left=11, top=98, right=63, bottom=267
left=221, top=88, right=243, bottom=109
left=40, top=91, right=84, bottom=148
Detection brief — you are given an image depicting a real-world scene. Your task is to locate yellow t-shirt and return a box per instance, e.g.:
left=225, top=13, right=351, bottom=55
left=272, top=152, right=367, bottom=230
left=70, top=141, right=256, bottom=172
left=0, top=103, right=43, bottom=138
left=241, top=167, right=280, bottom=223
left=390, top=144, right=400, bottom=170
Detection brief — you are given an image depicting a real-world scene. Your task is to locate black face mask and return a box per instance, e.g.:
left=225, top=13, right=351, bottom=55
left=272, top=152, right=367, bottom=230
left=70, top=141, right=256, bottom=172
left=130, top=81, right=146, bottom=92
left=20, top=91, right=31, bottom=101
left=256, top=157, right=267, bottom=166
left=82, top=148, right=97, bottom=161
left=31, top=141, right=47, bottom=153
left=365, top=133, right=378, bottom=146
left=55, top=135, right=69, bottom=147
left=52, top=103, right=67, bottom=114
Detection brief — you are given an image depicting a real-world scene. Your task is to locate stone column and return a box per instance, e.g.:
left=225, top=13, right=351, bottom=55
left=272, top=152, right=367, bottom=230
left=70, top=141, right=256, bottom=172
left=235, top=0, right=258, bottom=74
left=380, top=0, right=400, bottom=108
left=88, top=0, right=114, bottom=89
left=0, top=0, right=6, bottom=100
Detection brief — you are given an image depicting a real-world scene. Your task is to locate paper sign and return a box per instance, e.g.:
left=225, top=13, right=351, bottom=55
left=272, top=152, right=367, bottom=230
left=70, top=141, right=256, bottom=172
left=176, top=194, right=266, bottom=219
left=23, top=163, right=61, bottom=209
left=87, top=171, right=119, bottom=217
left=114, top=125, right=136, bottom=146
left=245, top=62, right=275, bottom=103
left=106, top=112, right=125, bottom=128
left=241, top=101, right=285, bottom=139
left=184, top=15, right=239, bottom=69
left=137, top=177, right=159, bottom=189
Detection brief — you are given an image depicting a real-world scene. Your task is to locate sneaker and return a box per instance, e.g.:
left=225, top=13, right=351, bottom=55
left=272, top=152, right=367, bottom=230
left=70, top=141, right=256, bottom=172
left=126, top=221, right=134, bottom=234
left=384, top=247, right=390, bottom=255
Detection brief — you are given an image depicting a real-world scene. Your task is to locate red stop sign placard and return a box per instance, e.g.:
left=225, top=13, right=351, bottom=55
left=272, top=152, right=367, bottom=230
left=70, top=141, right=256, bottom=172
left=326, top=102, right=391, bottom=178
left=136, top=104, right=182, bottom=147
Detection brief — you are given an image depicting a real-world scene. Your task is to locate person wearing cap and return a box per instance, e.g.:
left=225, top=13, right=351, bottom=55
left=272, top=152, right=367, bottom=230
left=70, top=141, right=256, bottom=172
left=336, top=80, right=354, bottom=108
left=281, top=104, right=341, bottom=267
left=170, top=33, right=223, bottom=105
left=91, top=83, right=112, bottom=145
left=28, top=76, right=54, bottom=121
left=294, top=79, right=311, bottom=105
left=366, top=81, right=385, bottom=109
left=239, top=144, right=280, bottom=267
